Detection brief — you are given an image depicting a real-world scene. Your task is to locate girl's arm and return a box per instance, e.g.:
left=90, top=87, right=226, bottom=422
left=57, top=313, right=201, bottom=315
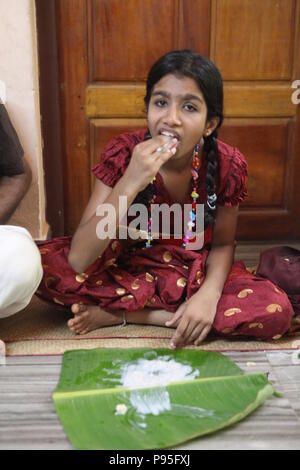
left=167, top=204, right=239, bottom=348
left=69, top=134, right=177, bottom=273
left=68, top=174, right=140, bottom=273
left=197, top=204, right=239, bottom=299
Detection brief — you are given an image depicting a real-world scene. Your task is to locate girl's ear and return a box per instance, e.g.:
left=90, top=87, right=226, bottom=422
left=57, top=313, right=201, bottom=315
left=204, top=117, right=220, bottom=137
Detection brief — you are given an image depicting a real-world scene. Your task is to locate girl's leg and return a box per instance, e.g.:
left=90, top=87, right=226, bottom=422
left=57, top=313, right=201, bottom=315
left=68, top=304, right=175, bottom=335
left=211, top=264, right=294, bottom=341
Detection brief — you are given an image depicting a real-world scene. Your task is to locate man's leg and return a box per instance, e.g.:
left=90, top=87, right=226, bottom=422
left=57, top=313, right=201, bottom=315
left=0, top=225, right=43, bottom=319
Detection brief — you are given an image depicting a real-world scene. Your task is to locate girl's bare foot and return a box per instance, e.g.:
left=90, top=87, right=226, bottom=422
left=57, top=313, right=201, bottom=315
left=68, top=304, right=123, bottom=335
left=68, top=304, right=177, bottom=335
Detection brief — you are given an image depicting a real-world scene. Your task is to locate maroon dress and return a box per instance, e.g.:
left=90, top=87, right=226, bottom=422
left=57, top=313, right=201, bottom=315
left=37, top=130, right=295, bottom=341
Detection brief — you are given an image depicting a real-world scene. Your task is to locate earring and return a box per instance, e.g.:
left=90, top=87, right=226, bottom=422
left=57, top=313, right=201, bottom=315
left=145, top=129, right=152, bottom=140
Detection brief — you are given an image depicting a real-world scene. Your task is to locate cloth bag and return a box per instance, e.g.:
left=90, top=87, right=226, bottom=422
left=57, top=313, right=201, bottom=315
left=256, top=246, right=300, bottom=315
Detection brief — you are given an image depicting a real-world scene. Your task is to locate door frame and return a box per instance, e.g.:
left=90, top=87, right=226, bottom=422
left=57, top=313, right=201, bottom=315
left=35, top=0, right=64, bottom=236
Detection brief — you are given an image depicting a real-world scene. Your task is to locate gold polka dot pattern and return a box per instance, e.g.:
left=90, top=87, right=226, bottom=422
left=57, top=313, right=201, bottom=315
left=177, top=277, right=187, bottom=288
left=39, top=248, right=50, bottom=255
left=104, top=258, right=117, bottom=268
left=196, top=270, right=203, bottom=285
left=145, top=273, right=154, bottom=283
left=121, top=295, right=134, bottom=302
left=116, top=288, right=126, bottom=296
left=266, top=304, right=283, bottom=313
left=163, top=251, right=172, bottom=263
left=224, top=307, right=242, bottom=317
left=222, top=327, right=234, bottom=334
left=76, top=273, right=88, bottom=283
left=237, top=288, right=254, bottom=298
left=248, top=323, right=264, bottom=329
left=131, top=279, right=140, bottom=290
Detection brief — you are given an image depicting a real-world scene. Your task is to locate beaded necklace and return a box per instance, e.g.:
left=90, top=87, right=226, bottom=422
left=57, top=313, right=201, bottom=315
left=146, top=144, right=201, bottom=249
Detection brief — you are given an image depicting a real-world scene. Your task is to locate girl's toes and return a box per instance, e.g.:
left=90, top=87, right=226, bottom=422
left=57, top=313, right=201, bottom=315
left=68, top=313, right=85, bottom=332
left=73, top=319, right=85, bottom=334
left=79, top=329, right=89, bottom=336
left=70, top=311, right=90, bottom=334
left=71, top=303, right=86, bottom=314
left=76, top=323, right=90, bottom=335
left=68, top=318, right=76, bottom=330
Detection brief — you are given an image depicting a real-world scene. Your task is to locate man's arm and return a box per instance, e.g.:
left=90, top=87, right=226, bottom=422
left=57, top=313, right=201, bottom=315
left=0, top=157, right=32, bottom=224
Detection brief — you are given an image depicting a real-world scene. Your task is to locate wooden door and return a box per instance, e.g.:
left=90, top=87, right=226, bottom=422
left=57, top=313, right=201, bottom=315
left=54, top=0, right=300, bottom=240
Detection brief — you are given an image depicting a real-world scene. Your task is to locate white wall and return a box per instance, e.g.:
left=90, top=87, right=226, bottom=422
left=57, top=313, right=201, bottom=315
left=0, top=0, right=47, bottom=239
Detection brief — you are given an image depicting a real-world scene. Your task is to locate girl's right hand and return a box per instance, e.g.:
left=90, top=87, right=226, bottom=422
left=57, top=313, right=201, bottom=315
left=124, top=135, right=179, bottom=192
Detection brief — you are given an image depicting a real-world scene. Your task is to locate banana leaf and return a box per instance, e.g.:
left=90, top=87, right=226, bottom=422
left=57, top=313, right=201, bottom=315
left=53, top=348, right=275, bottom=450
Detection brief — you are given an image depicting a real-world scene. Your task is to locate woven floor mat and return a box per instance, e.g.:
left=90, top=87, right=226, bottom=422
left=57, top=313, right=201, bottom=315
left=0, top=295, right=299, bottom=356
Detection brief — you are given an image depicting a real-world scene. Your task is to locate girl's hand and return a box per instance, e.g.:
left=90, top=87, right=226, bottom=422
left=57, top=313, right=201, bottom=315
left=125, top=135, right=179, bottom=192
left=165, top=290, right=219, bottom=348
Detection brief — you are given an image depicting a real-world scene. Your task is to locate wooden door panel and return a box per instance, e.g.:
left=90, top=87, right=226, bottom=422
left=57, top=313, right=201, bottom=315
left=86, top=83, right=296, bottom=118
left=56, top=0, right=90, bottom=232
left=219, top=120, right=290, bottom=208
left=178, top=0, right=210, bottom=55
left=89, top=0, right=177, bottom=81
left=89, top=118, right=146, bottom=188
left=212, top=0, right=295, bottom=80
left=55, top=0, right=300, bottom=241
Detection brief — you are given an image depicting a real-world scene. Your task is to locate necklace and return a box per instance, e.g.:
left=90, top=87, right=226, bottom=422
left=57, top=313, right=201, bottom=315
left=146, top=144, right=201, bottom=249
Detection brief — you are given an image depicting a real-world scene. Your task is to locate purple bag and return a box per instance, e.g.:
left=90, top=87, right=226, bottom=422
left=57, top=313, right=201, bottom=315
left=256, top=246, right=300, bottom=315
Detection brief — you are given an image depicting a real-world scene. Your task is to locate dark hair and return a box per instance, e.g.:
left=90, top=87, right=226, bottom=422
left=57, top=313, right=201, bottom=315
left=134, top=49, right=224, bottom=229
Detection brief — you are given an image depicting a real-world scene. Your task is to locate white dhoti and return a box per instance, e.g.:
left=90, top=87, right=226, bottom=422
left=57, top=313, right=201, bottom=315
left=0, top=225, right=43, bottom=319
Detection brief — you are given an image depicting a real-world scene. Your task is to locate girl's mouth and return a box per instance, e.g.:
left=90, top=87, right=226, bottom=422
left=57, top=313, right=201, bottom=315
left=159, top=129, right=181, bottom=142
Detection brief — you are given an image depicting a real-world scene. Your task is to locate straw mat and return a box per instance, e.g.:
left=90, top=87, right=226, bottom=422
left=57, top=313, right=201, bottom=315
left=0, top=296, right=299, bottom=356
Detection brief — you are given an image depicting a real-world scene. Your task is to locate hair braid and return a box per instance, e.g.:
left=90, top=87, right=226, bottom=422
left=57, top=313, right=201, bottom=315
left=203, top=131, right=219, bottom=229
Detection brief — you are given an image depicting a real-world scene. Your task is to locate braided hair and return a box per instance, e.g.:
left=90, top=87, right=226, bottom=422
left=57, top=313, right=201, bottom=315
left=133, top=50, right=224, bottom=230
left=203, top=130, right=220, bottom=227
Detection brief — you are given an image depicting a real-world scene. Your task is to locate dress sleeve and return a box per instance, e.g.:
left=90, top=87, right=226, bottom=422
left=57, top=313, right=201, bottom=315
left=217, top=147, right=248, bottom=207
left=92, top=130, right=146, bottom=188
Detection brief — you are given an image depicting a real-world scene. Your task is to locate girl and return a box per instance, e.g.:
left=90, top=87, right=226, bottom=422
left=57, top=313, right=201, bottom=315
left=37, top=50, right=294, bottom=348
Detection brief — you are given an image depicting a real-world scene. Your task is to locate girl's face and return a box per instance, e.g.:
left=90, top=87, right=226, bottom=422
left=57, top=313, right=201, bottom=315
left=147, top=74, right=218, bottom=165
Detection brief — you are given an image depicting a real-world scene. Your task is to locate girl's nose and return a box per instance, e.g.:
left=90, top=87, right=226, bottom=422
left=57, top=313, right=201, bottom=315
left=163, top=104, right=181, bottom=126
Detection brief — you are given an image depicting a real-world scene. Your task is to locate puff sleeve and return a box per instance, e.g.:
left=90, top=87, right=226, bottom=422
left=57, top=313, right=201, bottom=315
left=217, top=147, right=248, bottom=207
left=92, top=130, right=146, bottom=187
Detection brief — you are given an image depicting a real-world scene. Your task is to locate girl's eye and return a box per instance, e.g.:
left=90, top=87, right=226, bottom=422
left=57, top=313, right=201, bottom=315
left=155, top=99, right=167, bottom=107
left=184, top=104, right=197, bottom=112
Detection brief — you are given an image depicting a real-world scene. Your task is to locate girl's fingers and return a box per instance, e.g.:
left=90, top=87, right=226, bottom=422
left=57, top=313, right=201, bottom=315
left=180, top=320, right=199, bottom=345
left=155, top=137, right=178, bottom=153
left=187, top=323, right=205, bottom=344
left=165, top=303, right=186, bottom=327
left=194, top=325, right=212, bottom=346
left=170, top=317, right=189, bottom=349
left=158, top=140, right=179, bottom=161
left=143, top=134, right=173, bottom=154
